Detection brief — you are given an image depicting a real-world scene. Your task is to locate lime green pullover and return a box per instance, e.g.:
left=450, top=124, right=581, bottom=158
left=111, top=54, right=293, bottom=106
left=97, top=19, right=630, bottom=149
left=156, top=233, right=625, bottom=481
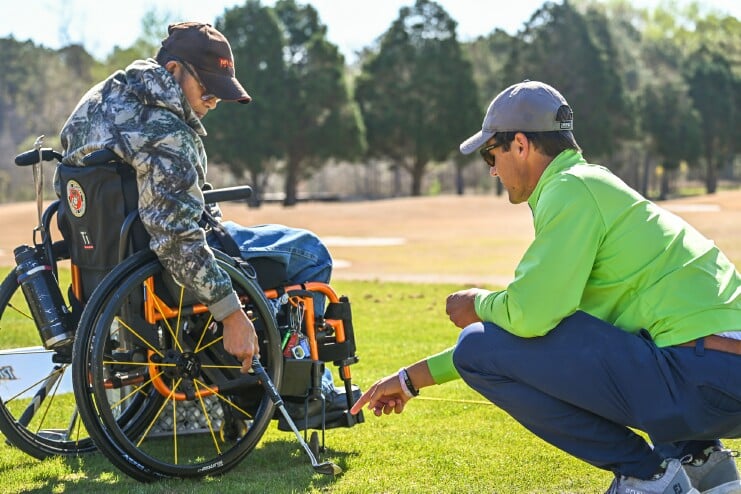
left=427, top=150, right=741, bottom=384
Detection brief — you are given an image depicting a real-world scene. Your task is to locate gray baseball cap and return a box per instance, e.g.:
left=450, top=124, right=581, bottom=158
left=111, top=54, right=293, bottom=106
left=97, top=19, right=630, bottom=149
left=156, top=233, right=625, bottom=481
left=460, top=80, right=573, bottom=154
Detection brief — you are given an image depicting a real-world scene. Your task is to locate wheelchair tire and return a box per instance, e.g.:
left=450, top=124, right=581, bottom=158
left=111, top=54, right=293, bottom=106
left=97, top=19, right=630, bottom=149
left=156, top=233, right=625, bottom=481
left=0, top=269, right=96, bottom=458
left=71, top=251, right=283, bottom=482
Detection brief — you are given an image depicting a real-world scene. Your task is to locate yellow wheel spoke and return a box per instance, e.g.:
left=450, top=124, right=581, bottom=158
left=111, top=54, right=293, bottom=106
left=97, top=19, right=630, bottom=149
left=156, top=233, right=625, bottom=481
left=194, top=381, right=222, bottom=455
left=33, top=367, right=66, bottom=435
left=7, top=302, right=33, bottom=320
left=115, top=317, right=164, bottom=359
left=102, top=360, right=176, bottom=368
left=194, top=314, right=214, bottom=353
left=195, top=335, right=225, bottom=353
left=193, top=378, right=254, bottom=419
left=4, top=366, right=65, bottom=404
left=172, top=393, right=178, bottom=464
left=175, top=286, right=185, bottom=343
left=135, top=377, right=182, bottom=448
left=74, top=411, right=84, bottom=442
left=107, top=371, right=161, bottom=410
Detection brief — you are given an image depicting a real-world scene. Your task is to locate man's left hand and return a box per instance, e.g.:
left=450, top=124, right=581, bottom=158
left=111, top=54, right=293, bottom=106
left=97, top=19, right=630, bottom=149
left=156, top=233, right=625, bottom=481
left=445, top=288, right=487, bottom=329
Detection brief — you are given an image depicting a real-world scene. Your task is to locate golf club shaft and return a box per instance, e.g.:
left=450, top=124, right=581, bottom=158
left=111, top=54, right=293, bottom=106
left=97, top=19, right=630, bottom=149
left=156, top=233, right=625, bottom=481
left=251, top=358, right=331, bottom=468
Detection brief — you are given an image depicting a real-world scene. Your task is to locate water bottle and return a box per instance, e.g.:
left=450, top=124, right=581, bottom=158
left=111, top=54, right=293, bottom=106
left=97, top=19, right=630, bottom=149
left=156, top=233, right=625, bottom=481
left=14, top=245, right=74, bottom=349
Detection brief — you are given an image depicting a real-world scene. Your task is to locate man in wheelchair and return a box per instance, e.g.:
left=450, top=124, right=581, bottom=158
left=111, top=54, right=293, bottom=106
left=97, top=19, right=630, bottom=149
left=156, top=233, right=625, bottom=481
left=57, top=21, right=354, bottom=432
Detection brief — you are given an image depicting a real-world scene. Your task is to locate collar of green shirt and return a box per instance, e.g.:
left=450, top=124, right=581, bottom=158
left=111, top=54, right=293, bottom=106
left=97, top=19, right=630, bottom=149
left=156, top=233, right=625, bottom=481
left=527, top=149, right=586, bottom=211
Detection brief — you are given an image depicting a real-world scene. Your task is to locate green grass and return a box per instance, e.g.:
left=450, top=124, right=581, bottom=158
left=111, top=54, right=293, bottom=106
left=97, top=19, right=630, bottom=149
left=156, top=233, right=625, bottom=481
left=0, top=278, right=738, bottom=493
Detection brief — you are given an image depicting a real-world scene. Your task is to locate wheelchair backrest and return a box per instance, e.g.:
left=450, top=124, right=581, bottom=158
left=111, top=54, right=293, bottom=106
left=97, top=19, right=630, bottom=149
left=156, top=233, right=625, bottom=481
left=56, top=160, right=150, bottom=302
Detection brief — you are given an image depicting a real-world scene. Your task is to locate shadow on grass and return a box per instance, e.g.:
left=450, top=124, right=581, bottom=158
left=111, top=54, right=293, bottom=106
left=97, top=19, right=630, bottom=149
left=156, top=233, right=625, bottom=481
left=4, top=435, right=358, bottom=493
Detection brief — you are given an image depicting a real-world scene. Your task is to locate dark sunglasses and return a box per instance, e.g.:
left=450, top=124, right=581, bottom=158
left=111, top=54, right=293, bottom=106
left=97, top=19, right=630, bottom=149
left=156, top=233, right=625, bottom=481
left=479, top=142, right=502, bottom=168
left=174, top=58, right=220, bottom=102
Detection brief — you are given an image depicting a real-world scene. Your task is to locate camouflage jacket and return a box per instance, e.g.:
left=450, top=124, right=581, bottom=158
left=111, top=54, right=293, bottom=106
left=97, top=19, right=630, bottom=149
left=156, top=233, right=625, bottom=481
left=59, top=59, right=240, bottom=321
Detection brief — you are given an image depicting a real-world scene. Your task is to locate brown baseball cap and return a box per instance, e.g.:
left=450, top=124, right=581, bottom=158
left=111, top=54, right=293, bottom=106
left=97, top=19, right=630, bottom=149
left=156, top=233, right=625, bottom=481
left=161, top=22, right=251, bottom=104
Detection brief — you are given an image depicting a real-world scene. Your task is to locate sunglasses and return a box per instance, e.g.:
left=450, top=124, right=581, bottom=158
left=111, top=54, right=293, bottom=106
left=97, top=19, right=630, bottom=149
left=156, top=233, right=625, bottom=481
left=176, top=58, right=220, bottom=103
left=479, top=142, right=502, bottom=168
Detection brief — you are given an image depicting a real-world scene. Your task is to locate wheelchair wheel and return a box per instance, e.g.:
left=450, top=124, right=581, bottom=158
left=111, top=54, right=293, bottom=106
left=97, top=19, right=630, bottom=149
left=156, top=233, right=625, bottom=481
left=0, top=269, right=96, bottom=458
left=72, top=251, right=283, bottom=482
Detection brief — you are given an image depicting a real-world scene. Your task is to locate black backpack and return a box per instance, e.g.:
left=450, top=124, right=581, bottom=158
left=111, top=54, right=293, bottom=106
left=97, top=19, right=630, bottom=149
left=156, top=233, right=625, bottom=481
left=56, top=160, right=149, bottom=303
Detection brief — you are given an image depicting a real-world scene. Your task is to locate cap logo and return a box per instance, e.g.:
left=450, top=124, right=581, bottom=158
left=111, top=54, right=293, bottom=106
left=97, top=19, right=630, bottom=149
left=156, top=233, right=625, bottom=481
left=219, top=58, right=233, bottom=69
left=559, top=121, right=573, bottom=130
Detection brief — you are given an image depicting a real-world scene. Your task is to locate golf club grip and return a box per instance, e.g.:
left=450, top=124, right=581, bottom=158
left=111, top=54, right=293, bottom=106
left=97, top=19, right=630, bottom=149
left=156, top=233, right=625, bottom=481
left=251, top=358, right=282, bottom=404
left=203, top=186, right=252, bottom=204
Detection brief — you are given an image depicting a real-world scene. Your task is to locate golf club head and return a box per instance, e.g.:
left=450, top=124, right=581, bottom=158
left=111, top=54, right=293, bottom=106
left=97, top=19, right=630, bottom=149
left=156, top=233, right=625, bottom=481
left=251, top=358, right=343, bottom=477
left=314, top=461, right=342, bottom=476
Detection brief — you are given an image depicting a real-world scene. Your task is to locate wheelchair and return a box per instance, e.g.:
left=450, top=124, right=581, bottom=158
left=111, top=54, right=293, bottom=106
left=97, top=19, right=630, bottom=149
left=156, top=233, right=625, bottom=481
left=0, top=141, right=363, bottom=481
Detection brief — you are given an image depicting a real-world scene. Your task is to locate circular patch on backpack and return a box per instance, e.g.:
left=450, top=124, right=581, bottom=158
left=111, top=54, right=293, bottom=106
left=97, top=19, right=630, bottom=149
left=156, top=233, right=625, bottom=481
left=66, top=180, right=86, bottom=217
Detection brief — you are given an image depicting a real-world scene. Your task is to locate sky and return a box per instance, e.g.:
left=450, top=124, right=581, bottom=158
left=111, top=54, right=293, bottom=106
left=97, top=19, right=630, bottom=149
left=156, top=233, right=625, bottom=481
left=0, top=0, right=738, bottom=63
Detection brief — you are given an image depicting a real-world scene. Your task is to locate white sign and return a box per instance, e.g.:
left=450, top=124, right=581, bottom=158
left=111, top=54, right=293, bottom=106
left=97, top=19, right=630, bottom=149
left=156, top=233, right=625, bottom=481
left=0, top=346, right=73, bottom=400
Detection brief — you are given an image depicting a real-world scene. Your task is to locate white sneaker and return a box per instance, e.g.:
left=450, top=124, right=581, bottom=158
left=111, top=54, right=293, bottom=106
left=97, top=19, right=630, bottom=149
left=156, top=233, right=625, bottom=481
left=605, top=458, right=700, bottom=494
left=684, top=447, right=741, bottom=494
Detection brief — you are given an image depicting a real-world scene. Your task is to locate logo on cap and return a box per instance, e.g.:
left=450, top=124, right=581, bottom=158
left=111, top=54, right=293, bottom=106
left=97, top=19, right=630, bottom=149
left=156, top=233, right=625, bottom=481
left=219, top=58, right=233, bottom=69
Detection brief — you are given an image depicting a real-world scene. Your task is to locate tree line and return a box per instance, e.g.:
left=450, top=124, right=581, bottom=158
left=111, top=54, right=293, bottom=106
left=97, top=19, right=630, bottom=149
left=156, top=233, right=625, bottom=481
left=0, top=0, right=738, bottom=205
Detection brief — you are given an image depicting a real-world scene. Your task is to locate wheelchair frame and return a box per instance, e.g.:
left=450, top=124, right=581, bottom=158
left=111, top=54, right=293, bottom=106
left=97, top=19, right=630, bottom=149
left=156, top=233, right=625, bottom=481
left=0, top=142, right=363, bottom=481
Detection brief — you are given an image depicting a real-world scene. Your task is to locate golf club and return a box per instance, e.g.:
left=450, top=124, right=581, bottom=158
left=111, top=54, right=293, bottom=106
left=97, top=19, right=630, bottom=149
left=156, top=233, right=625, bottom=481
left=251, top=357, right=342, bottom=476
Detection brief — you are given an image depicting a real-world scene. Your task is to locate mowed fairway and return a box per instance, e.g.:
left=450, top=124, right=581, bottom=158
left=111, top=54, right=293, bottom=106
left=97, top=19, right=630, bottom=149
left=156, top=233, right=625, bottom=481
left=0, top=191, right=740, bottom=493
left=2, top=190, right=740, bottom=279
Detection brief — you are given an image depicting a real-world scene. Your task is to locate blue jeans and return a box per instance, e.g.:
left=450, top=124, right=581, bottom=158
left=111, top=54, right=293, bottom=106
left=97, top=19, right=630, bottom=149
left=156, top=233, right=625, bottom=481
left=209, top=222, right=337, bottom=390
left=452, top=311, right=741, bottom=479
left=208, top=222, right=333, bottom=313
left=219, top=221, right=332, bottom=284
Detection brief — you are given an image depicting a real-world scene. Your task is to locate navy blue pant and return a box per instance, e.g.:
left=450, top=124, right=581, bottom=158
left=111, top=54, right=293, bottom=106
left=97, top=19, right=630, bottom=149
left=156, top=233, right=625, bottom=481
left=452, top=311, right=741, bottom=479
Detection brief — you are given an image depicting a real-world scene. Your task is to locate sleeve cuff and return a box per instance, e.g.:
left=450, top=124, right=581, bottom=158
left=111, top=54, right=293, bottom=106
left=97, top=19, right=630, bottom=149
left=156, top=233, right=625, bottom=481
left=208, top=290, right=241, bottom=321
left=426, top=346, right=460, bottom=384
